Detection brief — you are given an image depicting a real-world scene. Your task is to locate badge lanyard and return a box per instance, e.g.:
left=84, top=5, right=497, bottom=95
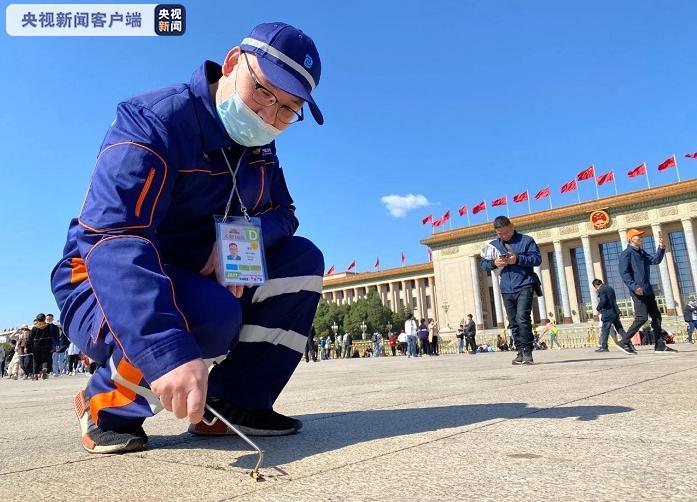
left=214, top=147, right=268, bottom=286
left=221, top=147, right=250, bottom=222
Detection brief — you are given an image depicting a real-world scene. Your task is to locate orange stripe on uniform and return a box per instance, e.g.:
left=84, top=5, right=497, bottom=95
left=70, top=257, right=88, bottom=284
left=89, top=359, right=145, bottom=425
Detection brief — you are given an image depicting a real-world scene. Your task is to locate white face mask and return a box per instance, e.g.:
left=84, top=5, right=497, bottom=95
left=216, top=66, right=282, bottom=147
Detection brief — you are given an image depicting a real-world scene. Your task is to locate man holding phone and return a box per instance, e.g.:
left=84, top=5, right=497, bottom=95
left=618, top=229, right=677, bottom=353
left=481, top=216, right=542, bottom=365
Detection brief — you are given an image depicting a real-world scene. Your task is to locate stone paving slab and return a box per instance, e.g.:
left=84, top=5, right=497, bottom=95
left=1, top=346, right=697, bottom=501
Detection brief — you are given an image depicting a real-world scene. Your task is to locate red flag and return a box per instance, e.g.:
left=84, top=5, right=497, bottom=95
left=326, top=265, right=335, bottom=276
left=441, top=210, right=451, bottom=222
left=513, top=190, right=529, bottom=203
left=560, top=180, right=578, bottom=193
left=422, top=214, right=433, bottom=225
left=491, top=196, right=507, bottom=207
left=627, top=162, right=647, bottom=178
left=472, top=201, right=486, bottom=215
left=432, top=217, right=444, bottom=227
left=685, top=152, right=697, bottom=159
left=534, top=187, right=550, bottom=200
left=374, top=256, right=380, bottom=269
left=596, top=171, right=614, bottom=186
left=346, top=260, right=356, bottom=272
left=658, top=155, right=676, bottom=171
left=458, top=204, right=467, bottom=216
left=577, top=165, right=595, bottom=181
left=401, top=251, right=406, bottom=266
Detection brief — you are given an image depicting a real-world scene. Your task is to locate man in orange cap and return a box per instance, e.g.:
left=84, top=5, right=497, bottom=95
left=618, top=229, right=677, bottom=353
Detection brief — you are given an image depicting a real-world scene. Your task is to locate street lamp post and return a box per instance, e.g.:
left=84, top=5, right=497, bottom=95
left=331, top=321, right=338, bottom=336
left=360, top=321, right=368, bottom=340
left=441, top=299, right=450, bottom=329
left=386, top=321, right=392, bottom=334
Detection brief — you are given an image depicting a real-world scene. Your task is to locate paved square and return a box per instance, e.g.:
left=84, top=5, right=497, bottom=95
left=2, top=347, right=697, bottom=501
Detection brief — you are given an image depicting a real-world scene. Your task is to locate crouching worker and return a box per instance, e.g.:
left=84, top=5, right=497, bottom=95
left=50, top=22, right=325, bottom=454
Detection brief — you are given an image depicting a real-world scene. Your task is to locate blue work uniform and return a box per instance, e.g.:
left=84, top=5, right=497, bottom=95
left=50, top=61, right=323, bottom=431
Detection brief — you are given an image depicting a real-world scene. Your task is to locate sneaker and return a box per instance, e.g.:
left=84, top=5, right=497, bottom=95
left=73, top=390, right=147, bottom=454
left=512, top=352, right=523, bottom=365
left=615, top=342, right=635, bottom=355
left=595, top=348, right=609, bottom=353
left=522, top=349, right=534, bottom=365
left=655, top=345, right=678, bottom=353
left=188, top=397, right=302, bottom=437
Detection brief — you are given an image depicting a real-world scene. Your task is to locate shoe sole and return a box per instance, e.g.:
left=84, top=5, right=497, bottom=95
left=654, top=350, right=678, bottom=354
left=188, top=422, right=298, bottom=437
left=616, top=346, right=633, bottom=355
left=74, top=390, right=146, bottom=454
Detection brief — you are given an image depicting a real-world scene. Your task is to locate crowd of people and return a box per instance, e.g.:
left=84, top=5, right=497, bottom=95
left=1, top=313, right=93, bottom=380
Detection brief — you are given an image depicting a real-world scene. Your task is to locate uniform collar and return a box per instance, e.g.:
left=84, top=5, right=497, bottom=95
left=190, top=61, right=233, bottom=152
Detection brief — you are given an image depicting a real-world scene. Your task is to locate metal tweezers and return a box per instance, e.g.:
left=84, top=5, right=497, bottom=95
left=202, top=403, right=265, bottom=481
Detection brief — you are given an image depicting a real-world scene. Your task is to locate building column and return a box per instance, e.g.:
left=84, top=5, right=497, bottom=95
left=414, top=279, right=428, bottom=319
left=390, top=282, right=399, bottom=312
left=490, top=271, right=505, bottom=328
left=469, top=256, right=485, bottom=329
left=380, top=283, right=389, bottom=307
left=553, top=240, right=573, bottom=323
left=619, top=228, right=628, bottom=250
left=533, top=265, right=548, bottom=323
left=651, top=223, right=676, bottom=315
left=420, top=279, right=430, bottom=319
left=681, top=218, right=697, bottom=294
left=430, top=275, right=440, bottom=326
left=581, top=235, right=599, bottom=320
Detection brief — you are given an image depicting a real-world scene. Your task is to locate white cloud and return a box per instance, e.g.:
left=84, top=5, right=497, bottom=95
left=380, top=194, right=430, bottom=218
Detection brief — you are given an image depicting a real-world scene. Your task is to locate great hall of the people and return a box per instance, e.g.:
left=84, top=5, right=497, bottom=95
left=322, top=179, right=697, bottom=332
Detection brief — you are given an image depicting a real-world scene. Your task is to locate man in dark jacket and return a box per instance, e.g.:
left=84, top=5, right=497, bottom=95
left=481, top=216, right=541, bottom=365
left=683, top=300, right=696, bottom=344
left=618, top=229, right=676, bottom=353
left=592, top=279, right=630, bottom=353
left=464, top=314, right=477, bottom=354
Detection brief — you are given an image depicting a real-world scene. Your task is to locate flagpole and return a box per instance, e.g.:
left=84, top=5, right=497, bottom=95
left=526, top=190, right=531, bottom=214
left=505, top=199, right=510, bottom=218
left=549, top=192, right=553, bottom=209
left=576, top=187, right=581, bottom=204
left=674, top=154, right=681, bottom=182
left=644, top=161, right=651, bottom=188
left=593, top=165, right=600, bottom=199
left=612, top=173, right=618, bottom=195
left=466, top=211, right=471, bottom=226
left=484, top=205, right=489, bottom=221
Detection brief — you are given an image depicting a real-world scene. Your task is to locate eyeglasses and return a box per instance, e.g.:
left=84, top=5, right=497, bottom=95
left=242, top=52, right=304, bottom=125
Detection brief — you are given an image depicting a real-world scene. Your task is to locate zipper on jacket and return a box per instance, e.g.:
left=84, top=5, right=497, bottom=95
left=135, top=167, right=156, bottom=218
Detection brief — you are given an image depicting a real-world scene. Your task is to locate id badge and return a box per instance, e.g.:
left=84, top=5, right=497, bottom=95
left=214, top=215, right=268, bottom=287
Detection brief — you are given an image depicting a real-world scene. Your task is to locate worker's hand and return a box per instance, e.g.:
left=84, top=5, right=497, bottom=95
left=151, top=358, right=208, bottom=424
left=505, top=253, right=518, bottom=265
left=227, top=285, right=244, bottom=298
left=494, top=257, right=507, bottom=268
left=634, top=287, right=644, bottom=296
left=658, top=236, right=665, bottom=248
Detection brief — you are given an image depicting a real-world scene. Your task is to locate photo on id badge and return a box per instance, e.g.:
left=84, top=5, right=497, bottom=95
left=215, top=217, right=268, bottom=287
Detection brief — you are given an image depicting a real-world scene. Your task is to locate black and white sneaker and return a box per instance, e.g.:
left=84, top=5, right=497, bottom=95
left=522, top=348, right=534, bottom=365
left=74, top=390, right=147, bottom=454
left=189, top=397, right=302, bottom=437
left=595, top=348, right=609, bottom=353
left=615, top=342, right=635, bottom=355
left=512, top=352, right=523, bottom=365
left=655, top=345, right=678, bottom=353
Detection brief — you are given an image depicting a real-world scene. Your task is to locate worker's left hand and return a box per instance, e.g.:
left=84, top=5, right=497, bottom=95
left=505, top=253, right=518, bottom=265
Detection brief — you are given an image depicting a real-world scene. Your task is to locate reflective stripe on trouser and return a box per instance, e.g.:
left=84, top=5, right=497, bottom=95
left=207, top=236, right=324, bottom=409
left=60, top=236, right=322, bottom=429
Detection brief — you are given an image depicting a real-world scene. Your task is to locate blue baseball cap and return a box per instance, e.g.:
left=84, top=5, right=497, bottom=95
left=240, top=22, right=323, bottom=125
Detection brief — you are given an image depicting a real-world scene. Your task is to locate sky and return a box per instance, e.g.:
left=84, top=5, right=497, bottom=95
left=1, top=0, right=697, bottom=328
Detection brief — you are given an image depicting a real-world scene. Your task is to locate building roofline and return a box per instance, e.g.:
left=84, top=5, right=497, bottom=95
left=322, top=262, right=434, bottom=288
left=421, top=178, right=697, bottom=247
